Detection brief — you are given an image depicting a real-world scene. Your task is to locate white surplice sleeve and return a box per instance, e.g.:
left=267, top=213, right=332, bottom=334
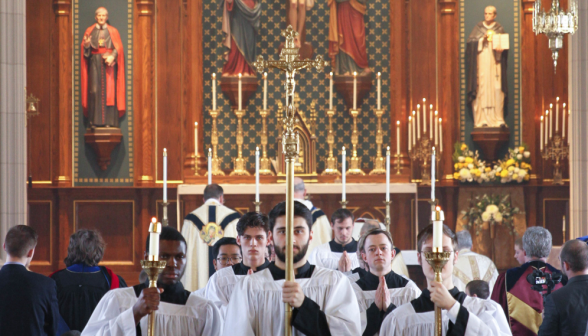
left=447, top=298, right=512, bottom=336
left=81, top=289, right=136, bottom=336
left=316, top=268, right=362, bottom=335
left=221, top=276, right=256, bottom=336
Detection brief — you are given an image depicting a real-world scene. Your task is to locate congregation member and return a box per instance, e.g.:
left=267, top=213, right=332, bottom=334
left=514, top=237, right=527, bottom=265
left=205, top=212, right=271, bottom=316
left=0, top=225, right=60, bottom=336
left=309, top=208, right=360, bottom=272
left=380, top=224, right=511, bottom=336
left=453, top=230, right=498, bottom=295
left=352, top=228, right=421, bottom=335
left=223, top=201, right=361, bottom=335
left=465, top=280, right=490, bottom=299
left=293, top=177, right=331, bottom=254
left=50, top=229, right=127, bottom=332
left=491, top=227, right=567, bottom=336
left=538, top=239, right=588, bottom=336
left=181, top=184, right=241, bottom=291
left=83, top=226, right=221, bottom=335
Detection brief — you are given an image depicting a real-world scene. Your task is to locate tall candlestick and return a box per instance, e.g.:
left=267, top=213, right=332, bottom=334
left=431, top=147, right=436, bottom=201
left=416, top=106, right=421, bottom=139
left=386, top=146, right=390, bottom=202
left=377, top=72, right=381, bottom=110
left=545, top=111, right=549, bottom=144
left=432, top=207, right=445, bottom=252
left=412, top=111, right=416, bottom=145
left=439, top=118, right=443, bottom=152
left=562, top=103, right=567, bottom=139
left=429, top=105, right=433, bottom=140
left=353, top=72, right=357, bottom=110
left=434, top=111, right=439, bottom=146
left=263, top=72, right=268, bottom=111
left=208, top=148, right=212, bottom=185
left=342, top=147, right=346, bottom=201
left=255, top=147, right=260, bottom=202
left=212, top=73, right=217, bottom=111
left=163, top=148, right=167, bottom=202
left=540, top=116, right=544, bottom=151
left=396, top=121, right=400, bottom=155
left=423, top=99, right=427, bottom=135
left=556, top=98, right=559, bottom=132
left=238, top=73, right=242, bottom=111
left=568, top=108, right=571, bottom=144
left=194, top=122, right=198, bottom=158
left=549, top=107, right=552, bottom=139
left=408, top=116, right=412, bottom=152
left=329, top=72, right=333, bottom=110
left=148, top=217, right=162, bottom=258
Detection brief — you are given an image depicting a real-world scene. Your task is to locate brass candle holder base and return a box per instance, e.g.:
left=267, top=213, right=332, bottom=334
left=161, top=201, right=169, bottom=227
left=347, top=109, right=365, bottom=175
left=140, top=259, right=167, bottom=336
left=253, top=201, right=262, bottom=212
left=230, top=109, right=251, bottom=176
left=383, top=200, right=392, bottom=232
left=322, top=109, right=341, bottom=176
left=370, top=156, right=386, bottom=175
left=340, top=200, right=348, bottom=209
left=424, top=251, right=452, bottom=336
left=370, top=109, right=386, bottom=175
left=230, top=157, right=251, bottom=176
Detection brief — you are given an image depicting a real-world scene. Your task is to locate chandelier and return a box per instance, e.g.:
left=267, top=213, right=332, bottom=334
left=533, top=0, right=578, bottom=72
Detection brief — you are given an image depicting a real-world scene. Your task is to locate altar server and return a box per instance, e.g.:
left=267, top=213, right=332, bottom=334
left=181, top=184, right=241, bottom=291
left=293, top=177, right=332, bottom=254
left=309, top=208, right=360, bottom=272
left=82, top=227, right=222, bottom=336
left=223, top=201, right=362, bottom=336
left=453, top=230, right=498, bottom=295
left=380, top=224, right=511, bottom=336
left=193, top=237, right=242, bottom=298
left=205, top=212, right=271, bottom=317
left=352, top=228, right=421, bottom=336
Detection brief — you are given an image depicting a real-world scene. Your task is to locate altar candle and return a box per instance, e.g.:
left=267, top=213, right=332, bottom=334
left=238, top=73, right=242, bottom=111
left=353, top=72, right=357, bottom=110
left=329, top=72, right=333, bottom=110
left=194, top=122, right=198, bottom=159
left=434, top=111, right=439, bottom=146
left=439, top=118, right=443, bottom=152
left=255, top=147, right=260, bottom=202
left=342, top=147, right=346, bottom=201
left=408, top=116, right=412, bottom=152
left=412, top=111, right=416, bottom=145
left=416, top=106, right=421, bottom=140
left=568, top=108, right=571, bottom=144
left=549, top=104, right=553, bottom=139
left=148, top=217, right=162, bottom=259
left=431, top=148, right=436, bottom=201
left=545, top=111, right=549, bottom=145
left=429, top=105, right=433, bottom=140
left=562, top=103, right=567, bottom=139
left=540, top=116, right=544, bottom=151
left=386, top=146, right=390, bottom=202
left=422, top=99, right=427, bottom=135
left=556, top=97, right=559, bottom=132
left=263, top=73, right=268, bottom=111
left=208, top=148, right=212, bottom=185
left=212, top=73, right=217, bottom=111
left=163, top=148, right=167, bottom=202
left=396, top=121, right=400, bottom=156
left=377, top=72, right=381, bottom=110
left=432, top=207, right=445, bottom=252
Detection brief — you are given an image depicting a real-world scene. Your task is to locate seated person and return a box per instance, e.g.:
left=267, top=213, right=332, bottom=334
left=380, top=224, right=511, bottom=336
left=465, top=280, right=490, bottom=300
left=50, top=229, right=127, bottom=332
left=82, top=226, right=221, bottom=335
left=223, top=201, right=361, bottom=335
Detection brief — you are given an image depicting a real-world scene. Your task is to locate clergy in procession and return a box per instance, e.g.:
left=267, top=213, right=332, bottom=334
left=205, top=212, right=271, bottom=317
left=352, top=228, right=421, bottom=336
left=223, top=201, right=362, bottom=335
left=82, top=226, right=222, bottom=336
left=453, top=230, right=498, bottom=295
left=308, top=208, right=360, bottom=272
left=380, top=224, right=511, bottom=336
left=181, top=184, right=241, bottom=291
left=293, top=177, right=332, bottom=254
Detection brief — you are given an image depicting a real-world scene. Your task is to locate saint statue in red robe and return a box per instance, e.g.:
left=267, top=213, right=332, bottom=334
left=328, top=0, right=370, bottom=75
left=221, top=0, right=262, bottom=76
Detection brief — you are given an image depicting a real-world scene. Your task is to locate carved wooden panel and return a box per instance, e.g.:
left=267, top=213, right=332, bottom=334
left=28, top=201, right=53, bottom=266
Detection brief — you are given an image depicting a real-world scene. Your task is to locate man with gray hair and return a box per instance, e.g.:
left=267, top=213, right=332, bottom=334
left=452, top=230, right=498, bottom=295
left=293, top=177, right=331, bottom=254
left=491, top=226, right=567, bottom=336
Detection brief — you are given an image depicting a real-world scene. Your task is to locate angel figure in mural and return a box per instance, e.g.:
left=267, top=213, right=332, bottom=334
left=466, top=5, right=509, bottom=128
left=221, top=0, right=262, bottom=76
left=289, top=0, right=314, bottom=47
left=81, top=7, right=126, bottom=129
left=328, top=0, right=370, bottom=75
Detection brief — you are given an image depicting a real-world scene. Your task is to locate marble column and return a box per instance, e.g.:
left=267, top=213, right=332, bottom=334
left=0, top=0, right=28, bottom=263
left=569, top=0, right=588, bottom=238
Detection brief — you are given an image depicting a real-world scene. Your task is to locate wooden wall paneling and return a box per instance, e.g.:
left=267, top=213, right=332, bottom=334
left=57, top=188, right=72, bottom=269
left=408, top=0, right=437, bottom=104
left=156, top=0, right=183, bottom=183
left=28, top=201, right=53, bottom=267
left=521, top=0, right=539, bottom=176
left=26, top=0, right=53, bottom=183
left=136, top=1, right=156, bottom=186
left=525, top=185, right=538, bottom=226
left=542, top=197, right=568, bottom=246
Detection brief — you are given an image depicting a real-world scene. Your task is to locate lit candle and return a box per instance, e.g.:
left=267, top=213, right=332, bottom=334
left=377, top=72, right=381, bottom=110
left=408, top=116, right=412, bottom=152
left=255, top=147, right=260, bottom=202
left=412, top=111, right=416, bottom=145
left=212, top=73, right=217, bottom=111
left=396, top=121, right=401, bottom=156
left=545, top=111, right=549, bottom=145
left=148, top=217, right=162, bottom=259
left=556, top=97, right=559, bottom=132
left=386, top=146, right=390, bottom=202
left=329, top=72, right=333, bottom=110
left=429, top=104, right=433, bottom=140
left=353, top=72, right=357, bottom=110
left=422, top=98, right=427, bottom=135
left=439, top=118, right=443, bottom=152
left=434, top=111, right=439, bottom=146
left=208, top=148, right=212, bottom=185
left=432, top=207, right=445, bottom=252
left=163, top=148, right=167, bottom=202
left=549, top=104, right=553, bottom=139
left=342, top=147, right=346, bottom=201
left=540, top=116, right=544, bottom=151
left=238, top=73, right=242, bottom=111
left=416, top=106, right=421, bottom=140
left=562, top=103, right=567, bottom=139
left=431, top=147, right=435, bottom=201
left=194, top=122, right=198, bottom=158
left=263, top=72, right=267, bottom=111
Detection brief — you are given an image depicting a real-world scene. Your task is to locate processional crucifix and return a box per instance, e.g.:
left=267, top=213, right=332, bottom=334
left=253, top=26, right=326, bottom=336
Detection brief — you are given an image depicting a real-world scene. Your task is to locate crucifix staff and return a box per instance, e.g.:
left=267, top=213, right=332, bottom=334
left=253, top=25, right=327, bottom=336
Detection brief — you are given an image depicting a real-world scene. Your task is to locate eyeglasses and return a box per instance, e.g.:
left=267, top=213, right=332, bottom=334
left=217, top=256, right=242, bottom=264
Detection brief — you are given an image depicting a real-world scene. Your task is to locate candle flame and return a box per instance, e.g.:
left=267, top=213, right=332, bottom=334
left=377, top=72, right=381, bottom=77
left=436, top=206, right=441, bottom=211
left=557, top=97, right=560, bottom=101
left=439, top=118, right=442, bottom=122
left=412, top=111, right=416, bottom=115
left=238, top=73, right=242, bottom=78
left=563, top=103, right=566, bottom=107
left=396, top=120, right=400, bottom=125
left=163, top=148, right=167, bottom=152
left=195, top=122, right=198, bottom=126
left=541, top=116, right=544, bottom=121
left=212, top=73, right=216, bottom=79
left=256, top=146, right=259, bottom=151
left=353, top=71, right=357, bottom=77
left=417, top=104, right=420, bottom=108
left=409, top=116, right=412, bottom=121
left=329, top=71, right=333, bottom=76
left=387, top=146, right=390, bottom=150
left=430, top=104, right=433, bottom=109
left=209, top=148, right=212, bottom=152
left=342, top=146, right=345, bottom=151
left=546, top=110, right=549, bottom=115
left=434, top=110, right=438, bottom=116
left=151, top=217, right=157, bottom=223
left=423, top=98, right=426, bottom=102
left=550, top=104, right=553, bottom=108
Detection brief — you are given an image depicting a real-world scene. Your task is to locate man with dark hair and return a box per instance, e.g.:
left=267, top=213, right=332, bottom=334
left=223, top=201, right=361, bottom=335
left=212, top=237, right=242, bottom=271
left=538, top=239, right=588, bottom=336
left=381, top=224, right=510, bottom=335
left=205, top=212, right=272, bottom=317
left=465, top=280, right=490, bottom=299
left=309, top=208, right=360, bottom=272
left=514, top=237, right=526, bottom=265
left=182, top=183, right=241, bottom=291
left=293, top=177, right=332, bottom=254
left=491, top=227, right=566, bottom=336
left=453, top=230, right=498, bottom=296
left=83, top=226, right=222, bottom=335
left=0, top=225, right=60, bottom=336
left=352, top=228, right=421, bottom=336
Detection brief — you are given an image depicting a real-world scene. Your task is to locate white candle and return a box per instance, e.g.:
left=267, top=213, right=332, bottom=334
left=194, top=122, right=198, bottom=158
left=549, top=104, right=553, bottom=139
left=432, top=207, right=445, bottom=252
left=212, top=73, right=217, bottom=111
left=342, top=147, right=346, bottom=201
left=434, top=111, right=438, bottom=146
left=439, top=118, right=443, bottom=152
left=148, top=217, right=161, bottom=258
left=163, top=148, right=167, bottom=202
left=429, top=104, right=433, bottom=140
left=540, top=116, right=544, bottom=151
left=416, top=106, right=421, bottom=140
left=408, top=116, right=412, bottom=152
left=263, top=72, right=267, bottom=111
left=208, top=148, right=212, bottom=185
left=422, top=99, right=427, bottom=135
left=329, top=72, right=333, bottom=110
left=255, top=147, right=260, bottom=202
left=353, top=72, right=357, bottom=110
left=386, top=146, right=390, bottom=202
left=377, top=72, right=381, bottom=110
left=556, top=97, right=559, bottom=132
left=562, top=103, right=567, bottom=139
left=545, top=111, right=549, bottom=145
left=412, top=111, right=416, bottom=145
left=238, top=73, right=242, bottom=111
left=431, top=148, right=435, bottom=201
left=568, top=107, right=571, bottom=144
left=396, top=121, right=401, bottom=155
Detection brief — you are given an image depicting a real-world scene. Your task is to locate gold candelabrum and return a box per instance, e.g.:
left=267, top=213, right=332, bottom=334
left=207, top=109, right=225, bottom=176
left=409, top=136, right=439, bottom=185
left=258, top=108, right=275, bottom=175
left=322, top=108, right=341, bottom=175
left=253, top=25, right=326, bottom=336
left=230, top=109, right=251, bottom=176
left=424, top=251, right=451, bottom=336
left=370, top=109, right=386, bottom=175
left=542, top=134, right=568, bottom=185
left=347, top=108, right=365, bottom=175
left=140, top=222, right=166, bottom=336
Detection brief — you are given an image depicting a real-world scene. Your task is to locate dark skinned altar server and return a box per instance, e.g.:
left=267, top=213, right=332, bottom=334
left=223, top=201, right=361, bottom=336
left=82, top=227, right=221, bottom=336
left=181, top=184, right=241, bottom=291
left=293, top=177, right=332, bottom=255
left=352, top=228, right=421, bottom=336
left=308, top=208, right=360, bottom=272
left=205, top=212, right=271, bottom=317
left=380, top=224, right=511, bottom=336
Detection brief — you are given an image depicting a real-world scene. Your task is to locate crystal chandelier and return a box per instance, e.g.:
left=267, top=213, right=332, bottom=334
left=533, top=0, right=578, bottom=72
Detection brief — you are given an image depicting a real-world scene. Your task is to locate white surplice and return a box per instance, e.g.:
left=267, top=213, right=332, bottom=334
left=204, top=266, right=244, bottom=318
left=222, top=266, right=361, bottom=336
left=296, top=198, right=332, bottom=255
left=81, top=287, right=222, bottom=336
left=308, top=241, right=360, bottom=271
left=452, top=249, right=499, bottom=296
